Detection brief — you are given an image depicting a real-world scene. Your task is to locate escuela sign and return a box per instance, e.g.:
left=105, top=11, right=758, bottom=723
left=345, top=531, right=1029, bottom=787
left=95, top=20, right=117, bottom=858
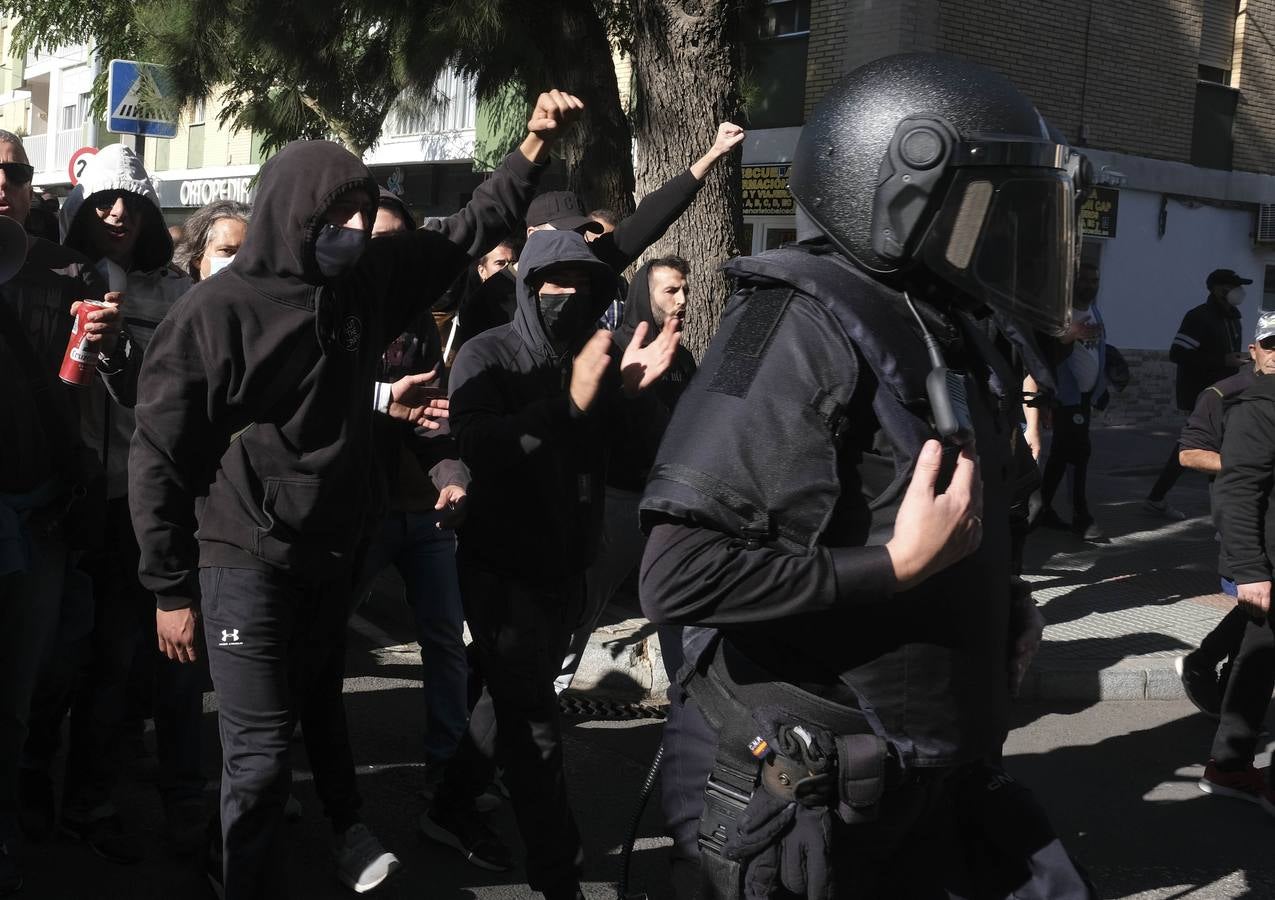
left=742, top=164, right=794, bottom=216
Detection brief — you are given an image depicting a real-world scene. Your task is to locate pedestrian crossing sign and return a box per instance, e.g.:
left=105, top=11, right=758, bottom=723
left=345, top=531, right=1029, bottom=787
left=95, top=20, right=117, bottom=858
left=107, top=59, right=179, bottom=138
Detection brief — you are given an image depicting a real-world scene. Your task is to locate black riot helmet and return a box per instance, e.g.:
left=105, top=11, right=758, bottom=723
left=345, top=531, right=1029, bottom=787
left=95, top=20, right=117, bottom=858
left=789, top=53, right=1088, bottom=336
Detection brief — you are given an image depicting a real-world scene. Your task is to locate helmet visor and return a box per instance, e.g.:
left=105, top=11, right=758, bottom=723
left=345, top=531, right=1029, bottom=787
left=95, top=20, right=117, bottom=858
left=921, top=167, right=1077, bottom=336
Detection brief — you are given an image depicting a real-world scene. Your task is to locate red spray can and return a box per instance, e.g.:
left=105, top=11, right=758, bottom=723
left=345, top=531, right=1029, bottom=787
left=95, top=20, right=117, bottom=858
left=58, top=300, right=109, bottom=386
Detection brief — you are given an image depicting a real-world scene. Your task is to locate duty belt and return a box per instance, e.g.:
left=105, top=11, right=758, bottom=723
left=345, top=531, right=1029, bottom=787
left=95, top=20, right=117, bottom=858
left=684, top=638, right=902, bottom=899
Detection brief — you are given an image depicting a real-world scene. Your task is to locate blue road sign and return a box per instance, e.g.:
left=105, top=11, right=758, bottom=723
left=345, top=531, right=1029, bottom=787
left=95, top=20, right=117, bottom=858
left=107, top=59, right=179, bottom=139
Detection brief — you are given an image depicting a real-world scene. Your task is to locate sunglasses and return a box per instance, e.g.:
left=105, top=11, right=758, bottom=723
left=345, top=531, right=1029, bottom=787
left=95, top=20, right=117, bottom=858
left=0, top=162, right=33, bottom=186
left=91, top=191, right=147, bottom=214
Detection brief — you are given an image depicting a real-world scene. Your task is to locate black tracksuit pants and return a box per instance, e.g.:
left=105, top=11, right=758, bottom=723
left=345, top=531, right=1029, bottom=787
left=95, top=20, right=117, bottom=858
left=1041, top=397, right=1093, bottom=523
left=434, top=565, right=584, bottom=894
left=1211, top=614, right=1275, bottom=771
left=200, top=565, right=360, bottom=899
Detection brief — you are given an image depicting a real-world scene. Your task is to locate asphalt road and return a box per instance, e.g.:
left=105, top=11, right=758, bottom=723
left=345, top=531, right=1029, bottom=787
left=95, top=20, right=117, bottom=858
left=17, top=624, right=1275, bottom=899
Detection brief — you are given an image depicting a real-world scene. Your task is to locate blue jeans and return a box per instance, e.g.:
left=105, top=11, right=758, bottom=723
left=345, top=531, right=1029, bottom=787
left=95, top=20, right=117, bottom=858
left=359, top=511, right=467, bottom=766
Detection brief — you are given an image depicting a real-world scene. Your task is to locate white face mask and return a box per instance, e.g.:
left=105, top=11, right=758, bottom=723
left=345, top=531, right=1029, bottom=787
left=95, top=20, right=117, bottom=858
left=207, top=254, right=235, bottom=277
left=1227, top=286, right=1246, bottom=306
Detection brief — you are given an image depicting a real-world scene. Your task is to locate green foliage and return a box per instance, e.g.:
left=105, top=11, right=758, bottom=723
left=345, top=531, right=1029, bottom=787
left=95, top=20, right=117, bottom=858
left=0, top=0, right=458, bottom=155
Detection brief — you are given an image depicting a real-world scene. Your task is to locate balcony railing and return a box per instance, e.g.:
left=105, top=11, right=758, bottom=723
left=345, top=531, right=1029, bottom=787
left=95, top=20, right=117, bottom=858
left=54, top=126, right=84, bottom=171
left=24, top=133, right=49, bottom=172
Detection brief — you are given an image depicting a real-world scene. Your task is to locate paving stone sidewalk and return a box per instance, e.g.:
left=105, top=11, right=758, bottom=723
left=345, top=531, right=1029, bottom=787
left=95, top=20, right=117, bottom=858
left=1021, top=422, right=1227, bottom=701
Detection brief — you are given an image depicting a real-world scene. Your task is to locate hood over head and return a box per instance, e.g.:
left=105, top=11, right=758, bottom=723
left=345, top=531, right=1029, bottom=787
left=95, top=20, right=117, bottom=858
left=377, top=187, right=416, bottom=231
left=614, top=261, right=656, bottom=348
left=61, top=144, right=172, bottom=272
left=233, top=140, right=378, bottom=299
left=513, top=228, right=616, bottom=361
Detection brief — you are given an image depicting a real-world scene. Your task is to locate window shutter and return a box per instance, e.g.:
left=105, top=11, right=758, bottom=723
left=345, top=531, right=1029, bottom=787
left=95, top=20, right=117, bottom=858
left=1200, top=0, right=1238, bottom=74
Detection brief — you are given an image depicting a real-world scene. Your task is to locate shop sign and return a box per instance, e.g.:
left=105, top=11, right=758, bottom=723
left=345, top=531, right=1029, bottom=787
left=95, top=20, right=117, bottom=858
left=742, top=164, right=794, bottom=216
left=157, top=176, right=256, bottom=208
left=1081, top=186, right=1119, bottom=238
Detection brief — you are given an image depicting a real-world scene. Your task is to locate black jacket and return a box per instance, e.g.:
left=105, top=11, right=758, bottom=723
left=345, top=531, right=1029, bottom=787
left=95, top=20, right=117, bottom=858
left=1217, top=373, right=1275, bottom=584
left=450, top=168, right=703, bottom=353
left=639, top=244, right=1025, bottom=768
left=1170, top=297, right=1242, bottom=411
left=129, top=141, right=542, bottom=611
left=449, top=229, right=621, bottom=583
left=606, top=261, right=697, bottom=493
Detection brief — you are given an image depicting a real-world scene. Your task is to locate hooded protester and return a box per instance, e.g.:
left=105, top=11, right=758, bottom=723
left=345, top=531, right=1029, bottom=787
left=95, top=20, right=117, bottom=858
left=422, top=228, right=681, bottom=900
left=17, top=144, right=192, bottom=868
left=0, top=130, right=128, bottom=895
left=554, top=256, right=698, bottom=693
left=129, top=91, right=579, bottom=898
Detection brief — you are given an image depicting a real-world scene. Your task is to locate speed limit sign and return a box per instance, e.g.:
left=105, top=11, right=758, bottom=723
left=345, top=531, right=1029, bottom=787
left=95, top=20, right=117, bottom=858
left=68, top=146, right=98, bottom=186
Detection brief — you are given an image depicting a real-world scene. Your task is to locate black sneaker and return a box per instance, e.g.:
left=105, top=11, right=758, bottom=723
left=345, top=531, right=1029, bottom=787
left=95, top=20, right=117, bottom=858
left=60, top=814, right=144, bottom=865
left=1176, top=653, right=1222, bottom=718
left=163, top=797, right=208, bottom=858
left=1071, top=518, right=1107, bottom=543
left=0, top=842, right=21, bottom=896
left=17, top=771, right=53, bottom=843
left=418, top=806, right=513, bottom=872
left=1034, top=507, right=1069, bottom=531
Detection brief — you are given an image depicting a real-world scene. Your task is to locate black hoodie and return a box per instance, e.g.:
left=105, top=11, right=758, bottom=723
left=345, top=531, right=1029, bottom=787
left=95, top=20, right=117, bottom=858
left=130, top=141, right=543, bottom=610
left=449, top=229, right=620, bottom=582
left=606, top=261, right=698, bottom=492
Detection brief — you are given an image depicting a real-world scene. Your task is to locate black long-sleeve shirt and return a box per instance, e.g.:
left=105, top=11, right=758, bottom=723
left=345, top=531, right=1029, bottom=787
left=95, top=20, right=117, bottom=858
left=1217, top=374, right=1275, bottom=585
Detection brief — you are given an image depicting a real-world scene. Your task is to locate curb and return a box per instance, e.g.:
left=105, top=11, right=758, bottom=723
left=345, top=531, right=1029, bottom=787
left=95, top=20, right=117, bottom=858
left=1019, top=660, right=1188, bottom=702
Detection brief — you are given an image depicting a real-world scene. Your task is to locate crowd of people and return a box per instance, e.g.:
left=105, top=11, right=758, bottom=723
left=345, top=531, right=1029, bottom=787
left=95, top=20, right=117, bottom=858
left=0, top=49, right=1270, bottom=900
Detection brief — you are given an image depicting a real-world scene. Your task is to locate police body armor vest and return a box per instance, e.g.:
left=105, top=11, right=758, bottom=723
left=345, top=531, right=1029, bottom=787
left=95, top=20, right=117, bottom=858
left=643, top=244, right=1036, bottom=768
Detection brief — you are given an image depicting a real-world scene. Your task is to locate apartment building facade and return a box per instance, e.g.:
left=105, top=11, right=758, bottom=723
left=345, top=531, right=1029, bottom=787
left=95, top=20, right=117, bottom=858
left=774, top=0, right=1275, bottom=361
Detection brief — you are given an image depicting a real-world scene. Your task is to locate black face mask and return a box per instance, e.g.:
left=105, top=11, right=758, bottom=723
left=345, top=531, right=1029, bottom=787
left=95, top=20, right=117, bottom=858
left=313, top=223, right=368, bottom=278
left=537, top=290, right=594, bottom=354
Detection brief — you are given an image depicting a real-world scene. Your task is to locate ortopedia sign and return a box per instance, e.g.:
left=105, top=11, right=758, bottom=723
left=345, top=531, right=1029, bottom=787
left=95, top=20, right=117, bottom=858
left=157, top=175, right=257, bottom=208
left=107, top=59, right=179, bottom=138
left=742, top=164, right=795, bottom=216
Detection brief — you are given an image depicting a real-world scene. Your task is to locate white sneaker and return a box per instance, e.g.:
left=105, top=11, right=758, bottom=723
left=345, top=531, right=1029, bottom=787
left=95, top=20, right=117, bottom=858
left=334, top=823, right=401, bottom=894
left=1143, top=499, right=1186, bottom=520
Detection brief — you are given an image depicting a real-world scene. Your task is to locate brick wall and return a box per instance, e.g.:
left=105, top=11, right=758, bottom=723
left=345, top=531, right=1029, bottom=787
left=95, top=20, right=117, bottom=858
left=1231, top=1, right=1275, bottom=174
left=1092, top=349, right=1184, bottom=429
left=797, top=2, right=1275, bottom=173
left=937, top=0, right=1200, bottom=164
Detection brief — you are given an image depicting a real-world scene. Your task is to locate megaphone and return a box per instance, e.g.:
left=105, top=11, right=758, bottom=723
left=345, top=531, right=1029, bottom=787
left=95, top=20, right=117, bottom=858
left=0, top=214, right=28, bottom=286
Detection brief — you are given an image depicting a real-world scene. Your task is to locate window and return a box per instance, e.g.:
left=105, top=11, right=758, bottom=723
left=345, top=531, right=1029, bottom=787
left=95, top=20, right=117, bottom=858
left=187, top=123, right=205, bottom=168
left=1262, top=264, right=1275, bottom=312
left=1200, top=0, right=1239, bottom=84
left=59, top=103, right=79, bottom=131
left=192, top=97, right=206, bottom=125
left=741, top=0, right=810, bottom=129
left=1191, top=81, right=1238, bottom=170
left=385, top=69, right=478, bottom=137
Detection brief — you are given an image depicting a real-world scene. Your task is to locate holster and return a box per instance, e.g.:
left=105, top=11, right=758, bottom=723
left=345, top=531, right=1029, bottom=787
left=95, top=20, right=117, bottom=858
left=684, top=636, right=899, bottom=899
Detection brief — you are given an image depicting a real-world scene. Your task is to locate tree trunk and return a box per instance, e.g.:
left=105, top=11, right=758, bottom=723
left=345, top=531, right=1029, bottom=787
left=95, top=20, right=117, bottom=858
left=630, top=0, right=742, bottom=360
left=539, top=0, right=636, bottom=217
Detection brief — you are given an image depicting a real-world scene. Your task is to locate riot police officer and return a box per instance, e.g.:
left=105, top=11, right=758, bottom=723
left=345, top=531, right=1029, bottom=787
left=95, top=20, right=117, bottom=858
left=639, top=53, right=1096, bottom=899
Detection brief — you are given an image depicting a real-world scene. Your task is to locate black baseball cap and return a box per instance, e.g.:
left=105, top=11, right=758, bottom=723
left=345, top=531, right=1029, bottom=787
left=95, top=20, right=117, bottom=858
left=526, top=191, right=604, bottom=234
left=1206, top=268, right=1254, bottom=289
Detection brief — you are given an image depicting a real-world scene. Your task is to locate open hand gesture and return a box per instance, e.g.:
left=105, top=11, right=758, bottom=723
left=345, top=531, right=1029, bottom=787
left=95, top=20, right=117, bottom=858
left=388, top=368, right=449, bottom=429
left=621, top=316, right=682, bottom=398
